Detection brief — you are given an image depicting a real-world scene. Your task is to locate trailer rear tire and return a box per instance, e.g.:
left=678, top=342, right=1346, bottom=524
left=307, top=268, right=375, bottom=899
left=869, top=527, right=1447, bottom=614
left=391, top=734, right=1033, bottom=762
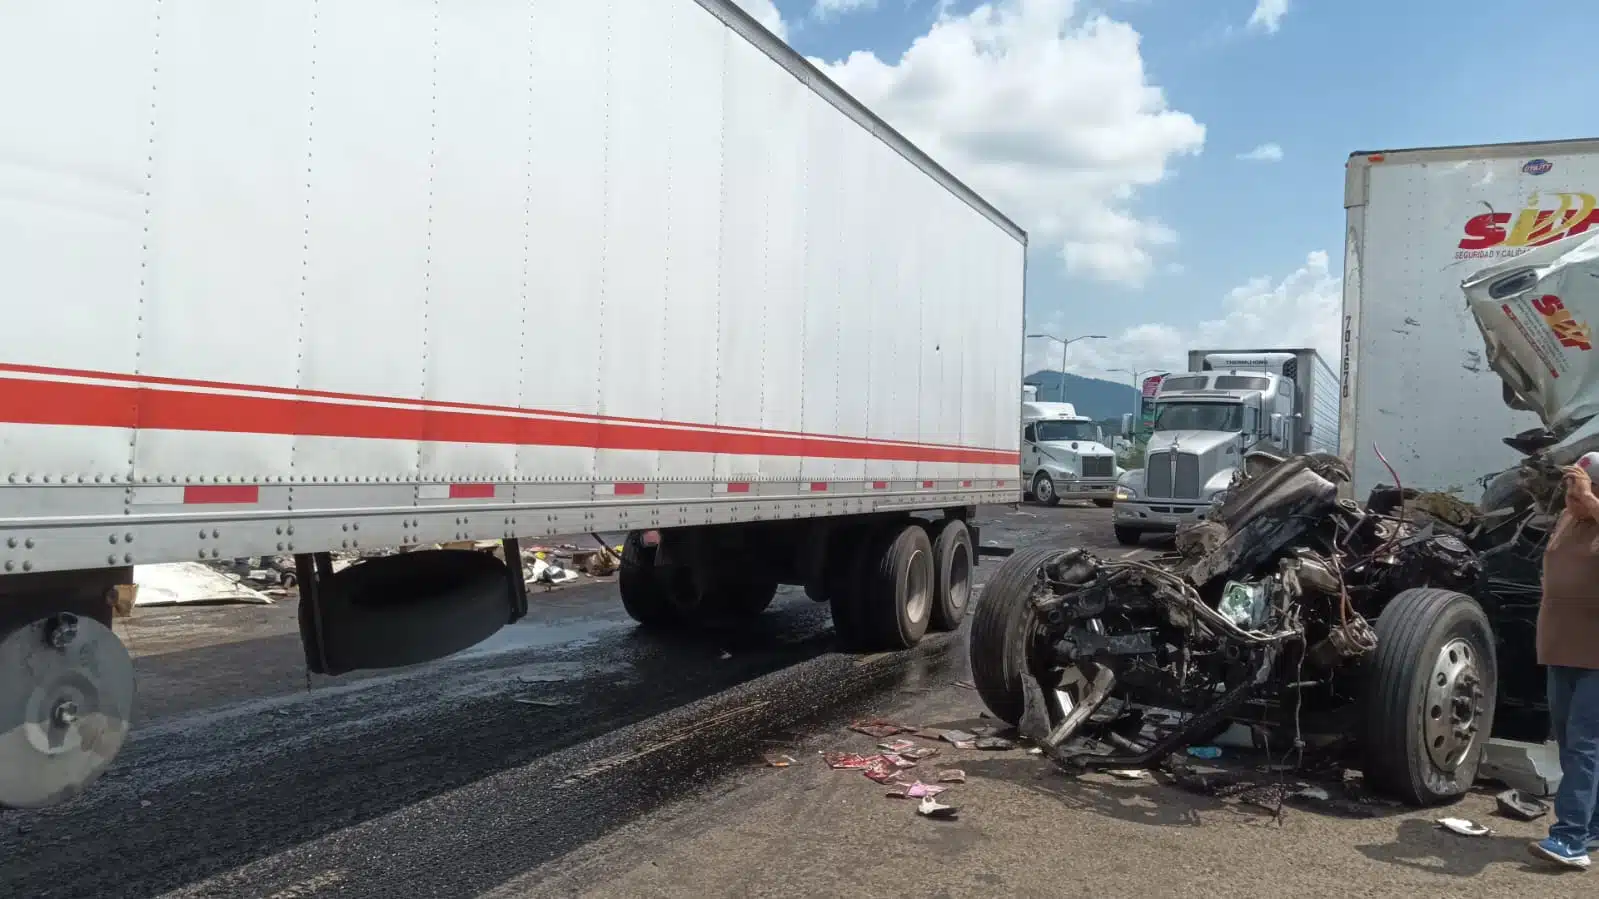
left=619, top=533, right=698, bottom=629
left=1113, top=526, right=1141, bottom=546
left=1362, top=587, right=1498, bottom=806
left=856, top=522, right=935, bottom=650
left=930, top=520, right=973, bottom=631
left=969, top=546, right=1067, bottom=725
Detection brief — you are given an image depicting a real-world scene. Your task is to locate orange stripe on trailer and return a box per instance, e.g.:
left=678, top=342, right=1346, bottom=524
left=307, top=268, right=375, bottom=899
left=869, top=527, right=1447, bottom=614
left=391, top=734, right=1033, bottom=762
left=0, top=375, right=1019, bottom=467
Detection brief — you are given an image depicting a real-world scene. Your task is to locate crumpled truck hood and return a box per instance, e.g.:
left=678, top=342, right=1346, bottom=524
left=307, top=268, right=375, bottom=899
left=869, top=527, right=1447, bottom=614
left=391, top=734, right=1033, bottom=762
left=1463, top=231, right=1599, bottom=454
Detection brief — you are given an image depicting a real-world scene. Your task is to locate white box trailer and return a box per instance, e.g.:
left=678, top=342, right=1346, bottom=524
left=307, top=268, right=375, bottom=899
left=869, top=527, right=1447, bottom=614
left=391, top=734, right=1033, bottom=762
left=0, top=0, right=1025, bottom=808
left=1340, top=138, right=1599, bottom=500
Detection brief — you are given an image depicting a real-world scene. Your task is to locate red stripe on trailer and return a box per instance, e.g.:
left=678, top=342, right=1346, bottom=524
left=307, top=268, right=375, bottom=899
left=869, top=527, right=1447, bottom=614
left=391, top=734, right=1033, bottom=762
left=995, top=480, right=1007, bottom=487
left=448, top=483, right=495, bottom=499
left=725, top=482, right=751, bottom=493
left=921, top=480, right=935, bottom=488
left=183, top=485, right=258, bottom=504
left=869, top=481, right=887, bottom=490
left=809, top=482, right=828, bottom=492
left=961, top=480, right=973, bottom=487
left=613, top=483, right=646, bottom=496
left=0, top=363, right=1018, bottom=465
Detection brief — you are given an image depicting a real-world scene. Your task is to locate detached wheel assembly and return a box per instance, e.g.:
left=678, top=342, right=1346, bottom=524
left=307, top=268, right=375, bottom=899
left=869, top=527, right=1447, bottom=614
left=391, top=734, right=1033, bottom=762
left=1362, top=587, right=1497, bottom=805
left=0, top=613, right=134, bottom=809
left=969, top=546, right=1069, bottom=725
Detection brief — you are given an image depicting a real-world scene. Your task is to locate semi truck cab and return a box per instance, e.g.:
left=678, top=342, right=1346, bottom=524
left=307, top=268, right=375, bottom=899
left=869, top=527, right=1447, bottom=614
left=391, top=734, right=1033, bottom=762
left=1112, top=350, right=1336, bottom=544
left=1020, top=401, right=1121, bottom=506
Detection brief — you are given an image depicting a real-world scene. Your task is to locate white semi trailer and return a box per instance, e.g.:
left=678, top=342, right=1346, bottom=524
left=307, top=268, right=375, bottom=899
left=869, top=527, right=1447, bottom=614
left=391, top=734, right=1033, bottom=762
left=0, top=0, right=1025, bottom=809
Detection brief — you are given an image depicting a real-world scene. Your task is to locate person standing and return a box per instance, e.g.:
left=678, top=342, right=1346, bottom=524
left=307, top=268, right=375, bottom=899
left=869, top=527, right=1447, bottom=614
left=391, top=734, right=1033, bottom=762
left=1529, top=458, right=1599, bottom=870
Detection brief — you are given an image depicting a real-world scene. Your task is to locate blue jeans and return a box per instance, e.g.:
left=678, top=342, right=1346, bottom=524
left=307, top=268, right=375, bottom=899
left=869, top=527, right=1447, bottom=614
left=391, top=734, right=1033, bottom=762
left=1547, top=665, right=1599, bottom=847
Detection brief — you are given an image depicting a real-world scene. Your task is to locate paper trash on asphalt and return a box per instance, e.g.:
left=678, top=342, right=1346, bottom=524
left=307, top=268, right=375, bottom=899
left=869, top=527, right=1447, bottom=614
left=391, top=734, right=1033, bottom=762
left=917, top=797, right=958, bottom=819
left=1436, top=818, right=1491, bottom=837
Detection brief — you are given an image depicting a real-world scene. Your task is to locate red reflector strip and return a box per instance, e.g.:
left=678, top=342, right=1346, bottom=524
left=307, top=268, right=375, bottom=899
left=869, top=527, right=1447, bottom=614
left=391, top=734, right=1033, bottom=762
left=869, top=481, right=887, bottom=490
left=448, top=483, right=495, bottom=499
left=921, top=480, right=935, bottom=489
left=614, top=483, right=646, bottom=496
left=726, top=482, right=750, bottom=493
left=809, top=482, right=828, bottom=492
left=961, top=480, right=973, bottom=488
left=995, top=480, right=1007, bottom=487
left=184, top=485, right=259, bottom=504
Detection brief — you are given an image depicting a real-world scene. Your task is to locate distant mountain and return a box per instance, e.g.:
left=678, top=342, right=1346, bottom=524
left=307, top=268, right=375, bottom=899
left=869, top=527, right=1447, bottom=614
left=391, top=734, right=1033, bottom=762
left=1023, top=370, right=1139, bottom=422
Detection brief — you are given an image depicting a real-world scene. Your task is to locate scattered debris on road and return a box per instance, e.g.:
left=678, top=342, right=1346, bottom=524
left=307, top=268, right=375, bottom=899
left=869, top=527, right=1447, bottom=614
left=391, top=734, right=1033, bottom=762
left=849, top=719, right=910, bottom=739
left=917, top=797, right=958, bottom=819
left=936, top=769, right=966, bottom=783
left=763, top=753, right=797, bottom=768
left=1107, top=769, right=1148, bottom=781
left=1495, top=788, right=1549, bottom=821
left=1185, top=746, right=1223, bottom=760
left=1437, top=817, right=1492, bottom=837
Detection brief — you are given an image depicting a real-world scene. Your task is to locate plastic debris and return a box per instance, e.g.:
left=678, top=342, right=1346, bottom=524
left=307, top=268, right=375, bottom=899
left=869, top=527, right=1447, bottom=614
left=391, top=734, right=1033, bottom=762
left=527, top=557, right=579, bottom=585
left=887, top=781, right=948, bottom=800
left=914, top=727, right=945, bottom=741
left=1107, top=769, right=1149, bottom=781
left=974, top=736, right=1016, bottom=751
left=878, top=739, right=917, bottom=753
left=941, top=729, right=978, bottom=745
left=936, top=769, right=967, bottom=784
left=1495, top=789, right=1550, bottom=821
left=1436, top=817, right=1492, bottom=837
left=900, top=747, right=940, bottom=761
left=881, top=753, right=919, bottom=770
left=953, top=680, right=976, bottom=690
left=824, top=753, right=876, bottom=770
left=850, top=719, right=909, bottom=739
left=1185, top=746, right=1223, bottom=760
left=1290, top=786, right=1330, bottom=801
left=763, top=753, right=797, bottom=768
left=917, top=797, right=959, bottom=819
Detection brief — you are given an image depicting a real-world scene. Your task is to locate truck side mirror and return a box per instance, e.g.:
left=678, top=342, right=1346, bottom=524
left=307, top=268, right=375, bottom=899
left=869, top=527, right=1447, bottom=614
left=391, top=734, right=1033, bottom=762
left=1269, top=413, right=1285, bottom=442
left=1120, top=413, right=1133, bottom=437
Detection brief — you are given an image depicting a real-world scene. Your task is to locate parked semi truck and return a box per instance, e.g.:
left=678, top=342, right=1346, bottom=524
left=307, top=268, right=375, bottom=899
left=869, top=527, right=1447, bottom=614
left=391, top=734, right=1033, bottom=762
left=1019, top=399, right=1121, bottom=507
left=1111, top=348, right=1339, bottom=544
left=0, top=0, right=1025, bottom=810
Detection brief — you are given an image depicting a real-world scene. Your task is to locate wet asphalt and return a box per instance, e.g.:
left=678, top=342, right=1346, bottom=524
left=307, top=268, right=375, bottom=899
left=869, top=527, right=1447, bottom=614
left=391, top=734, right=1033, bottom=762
left=0, top=503, right=1120, bottom=899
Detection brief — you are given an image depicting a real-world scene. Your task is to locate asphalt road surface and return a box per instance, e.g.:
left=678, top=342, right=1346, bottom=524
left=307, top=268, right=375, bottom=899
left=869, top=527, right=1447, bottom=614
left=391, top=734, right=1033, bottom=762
left=0, top=504, right=1586, bottom=898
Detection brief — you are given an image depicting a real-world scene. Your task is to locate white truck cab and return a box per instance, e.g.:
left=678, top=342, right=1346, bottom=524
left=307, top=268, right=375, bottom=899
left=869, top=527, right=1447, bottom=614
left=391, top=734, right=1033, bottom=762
left=1021, top=400, right=1122, bottom=506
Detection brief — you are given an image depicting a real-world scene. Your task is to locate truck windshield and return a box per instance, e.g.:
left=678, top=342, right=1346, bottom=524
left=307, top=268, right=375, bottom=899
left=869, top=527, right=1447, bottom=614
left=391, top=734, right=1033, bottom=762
left=1152, top=402, right=1243, bottom=432
left=1032, top=420, right=1099, bottom=442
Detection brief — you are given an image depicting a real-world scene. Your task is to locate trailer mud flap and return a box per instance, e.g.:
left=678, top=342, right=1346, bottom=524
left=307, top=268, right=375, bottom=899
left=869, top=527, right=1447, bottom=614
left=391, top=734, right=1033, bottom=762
left=297, top=547, right=525, bottom=676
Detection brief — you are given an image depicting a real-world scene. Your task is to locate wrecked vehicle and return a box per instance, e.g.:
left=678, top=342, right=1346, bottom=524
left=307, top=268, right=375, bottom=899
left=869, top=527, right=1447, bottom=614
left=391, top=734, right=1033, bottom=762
left=970, top=229, right=1599, bottom=807
left=970, top=450, right=1492, bottom=805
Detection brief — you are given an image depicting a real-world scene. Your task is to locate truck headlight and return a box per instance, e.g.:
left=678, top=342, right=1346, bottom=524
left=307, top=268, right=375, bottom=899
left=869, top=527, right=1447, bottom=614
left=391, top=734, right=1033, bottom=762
left=1114, top=486, right=1136, bottom=501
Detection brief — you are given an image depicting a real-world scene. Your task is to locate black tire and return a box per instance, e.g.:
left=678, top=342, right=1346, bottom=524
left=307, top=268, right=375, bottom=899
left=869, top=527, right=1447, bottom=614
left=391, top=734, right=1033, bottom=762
left=857, top=523, right=935, bottom=650
left=969, top=546, right=1069, bottom=725
left=930, top=520, right=974, bottom=632
left=710, top=580, right=779, bottom=618
left=1033, top=472, right=1060, bottom=506
left=1362, top=587, right=1498, bottom=806
left=1093, top=498, right=1114, bottom=509
left=312, top=549, right=513, bottom=675
left=1113, top=526, right=1141, bottom=546
left=619, top=532, right=696, bottom=629
left=827, top=525, right=872, bottom=648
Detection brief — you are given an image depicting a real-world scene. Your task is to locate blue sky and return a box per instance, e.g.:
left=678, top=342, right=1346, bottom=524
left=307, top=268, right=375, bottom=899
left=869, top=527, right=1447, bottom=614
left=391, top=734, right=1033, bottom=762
left=736, top=0, right=1599, bottom=382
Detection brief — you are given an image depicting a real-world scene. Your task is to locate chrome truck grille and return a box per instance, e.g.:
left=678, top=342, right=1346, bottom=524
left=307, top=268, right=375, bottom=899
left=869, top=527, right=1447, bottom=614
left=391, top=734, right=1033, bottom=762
left=1082, top=456, right=1114, bottom=478
left=1145, top=451, right=1202, bottom=499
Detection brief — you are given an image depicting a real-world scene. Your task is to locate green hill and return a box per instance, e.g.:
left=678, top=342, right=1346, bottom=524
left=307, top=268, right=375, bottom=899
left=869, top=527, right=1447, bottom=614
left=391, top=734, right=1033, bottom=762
left=1023, top=370, right=1138, bottom=422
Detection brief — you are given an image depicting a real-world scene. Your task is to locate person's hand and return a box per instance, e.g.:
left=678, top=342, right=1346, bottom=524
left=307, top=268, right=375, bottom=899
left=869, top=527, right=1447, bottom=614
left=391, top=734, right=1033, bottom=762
left=1563, top=464, right=1593, bottom=495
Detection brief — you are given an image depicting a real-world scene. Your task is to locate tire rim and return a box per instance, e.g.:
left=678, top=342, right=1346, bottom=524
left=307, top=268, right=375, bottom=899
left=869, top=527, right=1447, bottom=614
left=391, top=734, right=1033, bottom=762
left=904, top=548, right=932, bottom=625
left=1036, top=474, right=1054, bottom=503
left=946, top=539, right=972, bottom=615
left=1424, top=637, right=1485, bottom=771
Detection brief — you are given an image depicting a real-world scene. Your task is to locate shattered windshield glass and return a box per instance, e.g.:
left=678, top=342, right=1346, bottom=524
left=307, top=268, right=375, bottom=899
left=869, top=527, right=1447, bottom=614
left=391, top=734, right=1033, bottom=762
left=1152, top=402, right=1243, bottom=432
left=1033, top=420, right=1099, bottom=442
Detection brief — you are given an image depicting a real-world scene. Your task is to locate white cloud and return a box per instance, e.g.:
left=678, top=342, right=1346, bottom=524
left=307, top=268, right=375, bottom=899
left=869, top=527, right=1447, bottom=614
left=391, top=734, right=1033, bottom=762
left=1029, top=251, right=1341, bottom=384
left=813, top=0, right=877, bottom=19
left=1237, top=142, right=1283, bottom=163
left=813, top=0, right=1205, bottom=285
left=732, top=0, right=789, bottom=40
left=1246, top=0, right=1289, bottom=34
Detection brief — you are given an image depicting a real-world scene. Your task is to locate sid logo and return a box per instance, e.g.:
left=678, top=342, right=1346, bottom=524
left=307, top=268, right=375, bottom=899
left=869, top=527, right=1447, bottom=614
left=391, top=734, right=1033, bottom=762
left=1458, top=192, right=1599, bottom=252
left=1531, top=293, right=1593, bottom=352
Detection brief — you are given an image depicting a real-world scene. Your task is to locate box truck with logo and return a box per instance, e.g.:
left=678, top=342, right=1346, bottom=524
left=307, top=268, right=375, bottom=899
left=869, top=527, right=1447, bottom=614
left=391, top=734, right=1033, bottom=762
left=0, top=0, right=1024, bottom=809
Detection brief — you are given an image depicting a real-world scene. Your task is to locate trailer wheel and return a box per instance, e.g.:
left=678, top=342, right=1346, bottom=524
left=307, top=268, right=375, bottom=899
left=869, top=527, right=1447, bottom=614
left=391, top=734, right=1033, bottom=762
left=969, top=546, right=1069, bottom=725
left=1032, top=472, right=1060, bottom=506
left=1113, top=526, right=1141, bottom=546
left=929, top=520, right=973, bottom=631
left=1362, top=587, right=1498, bottom=806
left=619, top=532, right=698, bottom=629
left=855, top=522, right=935, bottom=650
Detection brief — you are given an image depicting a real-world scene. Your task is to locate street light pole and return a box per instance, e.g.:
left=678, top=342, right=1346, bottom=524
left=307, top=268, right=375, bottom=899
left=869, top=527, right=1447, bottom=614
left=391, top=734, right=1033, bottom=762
left=1110, top=367, right=1168, bottom=435
left=1025, top=333, right=1107, bottom=401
